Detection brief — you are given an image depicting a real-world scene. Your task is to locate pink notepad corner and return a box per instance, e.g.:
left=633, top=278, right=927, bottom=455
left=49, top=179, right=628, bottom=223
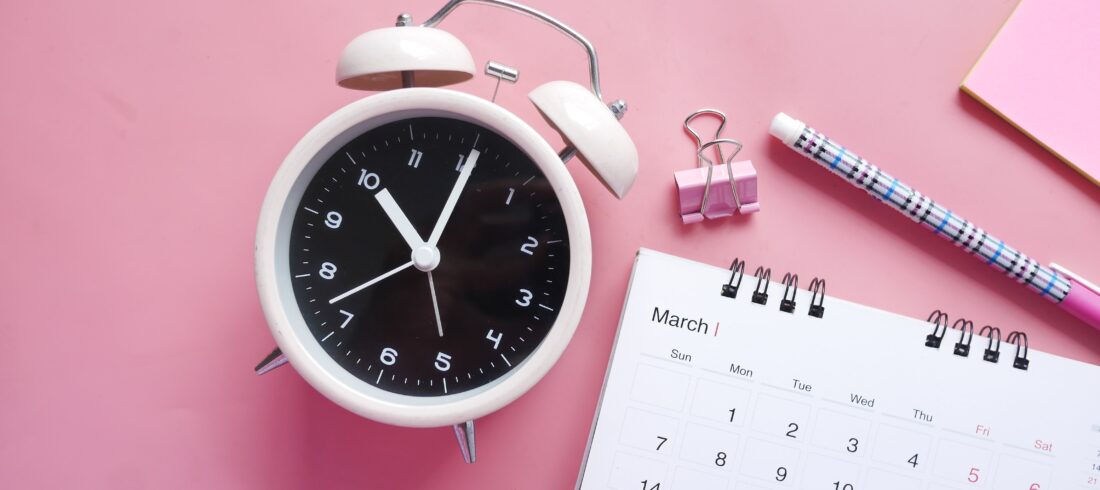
left=962, top=0, right=1100, bottom=186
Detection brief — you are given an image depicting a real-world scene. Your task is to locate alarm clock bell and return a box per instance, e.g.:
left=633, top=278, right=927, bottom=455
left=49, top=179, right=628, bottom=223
left=335, top=22, right=475, bottom=91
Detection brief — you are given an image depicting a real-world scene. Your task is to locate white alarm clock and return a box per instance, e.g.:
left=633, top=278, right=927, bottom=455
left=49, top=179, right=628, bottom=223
left=253, top=0, right=637, bottom=463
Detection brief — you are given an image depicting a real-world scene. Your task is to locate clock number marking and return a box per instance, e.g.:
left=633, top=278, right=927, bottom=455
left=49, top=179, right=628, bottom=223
left=358, top=169, right=381, bottom=190
left=324, top=211, right=342, bottom=229
left=338, top=310, right=354, bottom=329
left=407, top=149, right=422, bottom=168
left=516, top=288, right=533, bottom=307
left=454, top=154, right=465, bottom=172
left=485, top=329, right=503, bottom=350
left=907, top=453, right=919, bottom=468
left=319, top=262, right=337, bottom=280
left=435, top=352, right=452, bottom=372
left=380, top=347, right=398, bottom=366
left=655, top=436, right=668, bottom=451
left=520, top=236, right=539, bottom=255
left=505, top=187, right=515, bottom=205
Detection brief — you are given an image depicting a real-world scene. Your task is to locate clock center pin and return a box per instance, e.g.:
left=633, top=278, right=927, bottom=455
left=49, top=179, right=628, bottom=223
left=412, top=244, right=441, bottom=272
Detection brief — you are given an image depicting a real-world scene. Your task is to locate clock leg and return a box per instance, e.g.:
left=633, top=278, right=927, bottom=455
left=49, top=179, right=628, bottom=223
left=452, top=420, right=476, bottom=464
left=253, top=347, right=288, bottom=375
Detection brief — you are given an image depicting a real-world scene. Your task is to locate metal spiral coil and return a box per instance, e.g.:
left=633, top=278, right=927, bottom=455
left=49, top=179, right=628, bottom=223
left=979, top=325, right=1001, bottom=363
left=719, top=260, right=825, bottom=318
left=751, top=266, right=772, bottom=305
left=925, top=310, right=1031, bottom=371
left=722, top=258, right=746, bottom=299
left=925, top=310, right=949, bottom=348
left=779, top=273, right=799, bottom=313
left=951, top=318, right=974, bottom=357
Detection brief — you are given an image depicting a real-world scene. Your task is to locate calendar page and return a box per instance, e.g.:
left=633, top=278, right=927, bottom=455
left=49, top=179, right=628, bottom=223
left=577, top=249, right=1100, bottom=490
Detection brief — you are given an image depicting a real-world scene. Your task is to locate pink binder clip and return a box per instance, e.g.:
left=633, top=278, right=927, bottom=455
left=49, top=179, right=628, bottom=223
left=675, top=109, right=759, bottom=224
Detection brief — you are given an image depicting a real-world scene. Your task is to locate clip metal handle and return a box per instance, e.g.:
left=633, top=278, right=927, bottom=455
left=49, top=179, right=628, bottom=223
left=684, top=109, right=728, bottom=156
left=676, top=109, right=758, bottom=223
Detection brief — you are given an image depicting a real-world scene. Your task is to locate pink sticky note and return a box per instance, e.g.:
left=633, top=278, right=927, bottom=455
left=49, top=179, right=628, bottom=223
left=962, top=0, right=1100, bottom=187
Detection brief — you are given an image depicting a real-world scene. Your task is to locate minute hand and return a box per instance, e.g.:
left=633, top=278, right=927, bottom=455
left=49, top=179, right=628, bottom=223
left=328, top=260, right=415, bottom=304
left=427, top=149, right=478, bottom=246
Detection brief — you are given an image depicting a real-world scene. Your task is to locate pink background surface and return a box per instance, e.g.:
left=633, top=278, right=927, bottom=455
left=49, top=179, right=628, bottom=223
left=963, top=0, right=1100, bottom=185
left=3, top=0, right=1100, bottom=488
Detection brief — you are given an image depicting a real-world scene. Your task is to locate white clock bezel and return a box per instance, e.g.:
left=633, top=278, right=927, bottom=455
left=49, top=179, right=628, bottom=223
left=255, top=88, right=591, bottom=428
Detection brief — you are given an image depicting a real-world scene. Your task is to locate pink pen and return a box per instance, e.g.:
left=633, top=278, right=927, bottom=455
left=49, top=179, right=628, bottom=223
left=770, top=113, right=1100, bottom=331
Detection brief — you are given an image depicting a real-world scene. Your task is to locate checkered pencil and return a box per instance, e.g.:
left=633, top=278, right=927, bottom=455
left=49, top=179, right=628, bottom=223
left=769, top=113, right=1100, bottom=332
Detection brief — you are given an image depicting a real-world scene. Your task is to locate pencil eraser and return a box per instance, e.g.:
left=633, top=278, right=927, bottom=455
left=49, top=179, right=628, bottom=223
left=769, top=112, right=804, bottom=146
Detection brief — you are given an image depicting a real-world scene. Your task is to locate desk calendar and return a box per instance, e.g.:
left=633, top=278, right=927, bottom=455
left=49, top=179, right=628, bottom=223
left=577, top=249, right=1100, bottom=489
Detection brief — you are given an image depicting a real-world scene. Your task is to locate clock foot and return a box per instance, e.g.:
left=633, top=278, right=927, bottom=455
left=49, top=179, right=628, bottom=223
left=452, top=420, right=476, bottom=464
left=254, top=347, right=288, bottom=375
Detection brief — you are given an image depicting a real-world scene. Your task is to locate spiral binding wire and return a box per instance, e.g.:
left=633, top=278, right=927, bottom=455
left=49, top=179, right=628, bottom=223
left=979, top=325, right=1001, bottom=363
left=751, top=267, right=771, bottom=305
left=951, top=319, right=974, bottom=357
left=1007, top=331, right=1029, bottom=371
left=721, top=259, right=826, bottom=318
left=925, top=310, right=1030, bottom=370
left=925, top=310, right=949, bottom=348
left=722, top=259, right=746, bottom=298
left=779, top=273, right=799, bottom=313
left=808, top=278, right=826, bottom=318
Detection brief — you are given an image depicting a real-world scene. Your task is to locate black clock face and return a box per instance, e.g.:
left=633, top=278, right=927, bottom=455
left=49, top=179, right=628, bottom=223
left=288, top=116, right=570, bottom=397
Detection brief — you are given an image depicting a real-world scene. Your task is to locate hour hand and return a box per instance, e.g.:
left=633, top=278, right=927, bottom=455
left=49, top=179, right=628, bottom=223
left=375, top=188, right=425, bottom=250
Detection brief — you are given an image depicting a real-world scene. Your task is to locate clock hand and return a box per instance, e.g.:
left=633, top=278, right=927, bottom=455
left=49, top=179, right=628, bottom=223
left=375, top=188, right=425, bottom=250
left=427, top=271, right=443, bottom=337
left=427, top=149, right=478, bottom=246
left=328, top=261, right=414, bottom=304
